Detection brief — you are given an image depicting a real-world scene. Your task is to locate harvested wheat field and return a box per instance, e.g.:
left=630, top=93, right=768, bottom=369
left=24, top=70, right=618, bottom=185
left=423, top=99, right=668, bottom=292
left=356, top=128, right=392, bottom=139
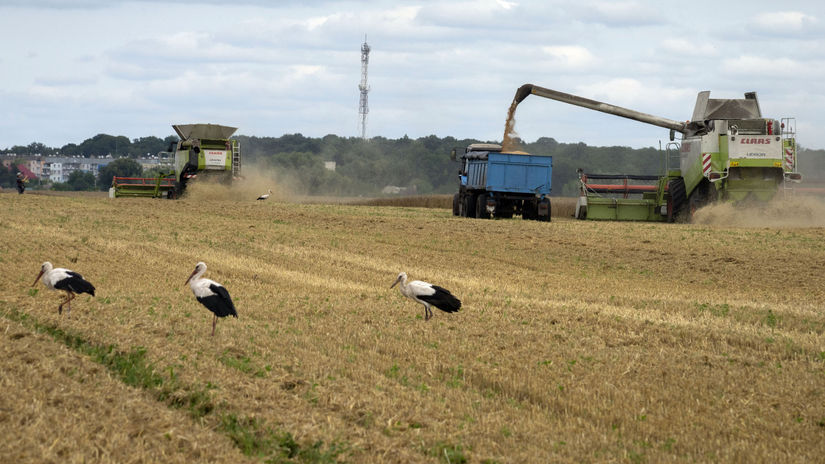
left=1, top=190, right=824, bottom=463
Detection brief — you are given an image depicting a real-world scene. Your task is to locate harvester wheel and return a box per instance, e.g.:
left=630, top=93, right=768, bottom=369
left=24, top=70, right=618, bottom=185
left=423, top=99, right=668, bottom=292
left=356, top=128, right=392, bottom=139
left=667, top=178, right=686, bottom=222
left=687, top=181, right=710, bottom=220
left=452, top=193, right=460, bottom=216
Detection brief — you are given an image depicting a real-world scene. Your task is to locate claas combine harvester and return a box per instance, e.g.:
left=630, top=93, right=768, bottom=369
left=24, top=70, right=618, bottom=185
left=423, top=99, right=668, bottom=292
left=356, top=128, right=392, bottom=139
left=111, top=123, right=241, bottom=198
left=513, top=84, right=801, bottom=221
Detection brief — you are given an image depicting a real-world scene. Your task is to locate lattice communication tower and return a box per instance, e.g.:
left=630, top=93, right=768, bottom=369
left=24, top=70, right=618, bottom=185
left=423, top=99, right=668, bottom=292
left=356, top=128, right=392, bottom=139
left=358, top=36, right=371, bottom=139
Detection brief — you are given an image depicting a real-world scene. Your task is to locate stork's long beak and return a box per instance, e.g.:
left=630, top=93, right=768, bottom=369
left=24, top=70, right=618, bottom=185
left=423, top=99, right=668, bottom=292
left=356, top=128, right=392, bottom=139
left=390, top=277, right=400, bottom=289
left=32, top=269, right=44, bottom=287
left=185, top=269, right=197, bottom=286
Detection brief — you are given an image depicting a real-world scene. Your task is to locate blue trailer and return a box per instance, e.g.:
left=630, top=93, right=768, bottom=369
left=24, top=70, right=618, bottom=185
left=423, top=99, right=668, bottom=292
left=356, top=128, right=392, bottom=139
left=451, top=143, right=553, bottom=221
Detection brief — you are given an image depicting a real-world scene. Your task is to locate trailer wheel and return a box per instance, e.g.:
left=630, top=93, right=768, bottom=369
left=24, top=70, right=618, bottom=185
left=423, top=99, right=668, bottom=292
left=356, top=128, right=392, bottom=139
left=522, top=199, right=537, bottom=220
left=476, top=195, right=490, bottom=219
left=463, top=194, right=476, bottom=218
left=493, top=199, right=514, bottom=219
left=452, top=193, right=460, bottom=216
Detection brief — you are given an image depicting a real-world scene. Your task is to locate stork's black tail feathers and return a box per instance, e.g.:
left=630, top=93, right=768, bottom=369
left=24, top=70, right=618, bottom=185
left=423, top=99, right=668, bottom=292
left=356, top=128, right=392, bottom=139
left=59, top=272, right=96, bottom=296
left=427, top=286, right=461, bottom=313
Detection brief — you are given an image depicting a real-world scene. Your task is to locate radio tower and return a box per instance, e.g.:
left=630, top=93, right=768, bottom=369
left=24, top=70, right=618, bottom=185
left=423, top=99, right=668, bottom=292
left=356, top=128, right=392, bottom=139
left=358, top=35, right=371, bottom=140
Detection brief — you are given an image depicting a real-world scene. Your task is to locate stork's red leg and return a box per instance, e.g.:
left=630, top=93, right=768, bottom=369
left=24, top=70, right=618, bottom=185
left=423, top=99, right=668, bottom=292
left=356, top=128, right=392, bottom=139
left=65, top=292, right=76, bottom=318
left=58, top=292, right=73, bottom=315
left=211, top=314, right=217, bottom=336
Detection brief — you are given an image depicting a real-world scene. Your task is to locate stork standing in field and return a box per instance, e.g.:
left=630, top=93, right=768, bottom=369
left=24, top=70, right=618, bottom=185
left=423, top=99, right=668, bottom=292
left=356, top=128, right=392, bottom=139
left=32, top=262, right=96, bottom=317
left=257, top=189, right=272, bottom=201
left=185, top=262, right=238, bottom=336
left=390, top=272, right=461, bottom=321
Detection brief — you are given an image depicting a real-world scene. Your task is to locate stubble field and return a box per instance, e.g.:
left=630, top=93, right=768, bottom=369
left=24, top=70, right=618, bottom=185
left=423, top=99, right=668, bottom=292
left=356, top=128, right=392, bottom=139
left=1, top=190, right=824, bottom=463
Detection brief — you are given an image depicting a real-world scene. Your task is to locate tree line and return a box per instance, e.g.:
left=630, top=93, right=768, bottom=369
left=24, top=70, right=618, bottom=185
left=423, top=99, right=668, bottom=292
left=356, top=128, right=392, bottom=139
left=3, top=133, right=825, bottom=195
left=1, top=135, right=177, bottom=159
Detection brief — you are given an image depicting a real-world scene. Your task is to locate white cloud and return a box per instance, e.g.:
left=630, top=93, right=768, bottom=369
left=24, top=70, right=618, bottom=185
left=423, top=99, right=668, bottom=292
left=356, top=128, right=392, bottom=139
left=2, top=1, right=825, bottom=148
left=574, top=0, right=663, bottom=27
left=749, top=11, right=817, bottom=35
left=660, top=38, right=718, bottom=57
left=305, top=13, right=346, bottom=31
left=575, top=78, right=694, bottom=113
left=721, top=55, right=807, bottom=77
left=541, top=45, right=595, bottom=68
left=383, top=5, right=421, bottom=23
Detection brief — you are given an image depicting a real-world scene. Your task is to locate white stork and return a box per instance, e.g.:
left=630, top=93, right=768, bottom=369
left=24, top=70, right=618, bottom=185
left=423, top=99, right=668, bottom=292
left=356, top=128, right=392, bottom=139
left=185, top=262, right=238, bottom=336
left=32, top=261, right=96, bottom=316
left=390, top=272, right=461, bottom=321
left=256, top=189, right=272, bottom=201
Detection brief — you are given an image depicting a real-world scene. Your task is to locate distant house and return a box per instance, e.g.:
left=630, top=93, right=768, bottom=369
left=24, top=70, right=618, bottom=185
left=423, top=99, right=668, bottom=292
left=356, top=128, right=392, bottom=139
left=41, top=156, right=111, bottom=182
left=16, top=164, right=37, bottom=180
left=382, top=185, right=410, bottom=195
left=324, top=161, right=336, bottom=171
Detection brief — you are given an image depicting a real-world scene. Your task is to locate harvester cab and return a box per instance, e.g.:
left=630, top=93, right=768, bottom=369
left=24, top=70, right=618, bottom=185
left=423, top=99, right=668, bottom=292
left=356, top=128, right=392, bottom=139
left=513, top=84, right=800, bottom=221
left=172, top=124, right=241, bottom=194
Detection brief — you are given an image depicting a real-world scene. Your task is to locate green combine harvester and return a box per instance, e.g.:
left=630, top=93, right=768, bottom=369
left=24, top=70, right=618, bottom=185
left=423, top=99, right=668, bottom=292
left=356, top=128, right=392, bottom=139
left=111, top=123, right=241, bottom=198
left=512, top=84, right=801, bottom=221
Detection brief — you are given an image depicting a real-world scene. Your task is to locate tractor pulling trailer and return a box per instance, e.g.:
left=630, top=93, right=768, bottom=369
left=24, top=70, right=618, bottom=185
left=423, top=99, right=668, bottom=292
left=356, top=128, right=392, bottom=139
left=111, top=123, right=241, bottom=198
left=451, top=143, right=553, bottom=221
left=512, top=84, right=801, bottom=221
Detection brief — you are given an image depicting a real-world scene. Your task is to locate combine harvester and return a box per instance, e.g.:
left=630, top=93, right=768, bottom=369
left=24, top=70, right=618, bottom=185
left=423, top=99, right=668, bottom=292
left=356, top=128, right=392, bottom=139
left=512, top=84, right=801, bottom=221
left=111, top=123, right=241, bottom=198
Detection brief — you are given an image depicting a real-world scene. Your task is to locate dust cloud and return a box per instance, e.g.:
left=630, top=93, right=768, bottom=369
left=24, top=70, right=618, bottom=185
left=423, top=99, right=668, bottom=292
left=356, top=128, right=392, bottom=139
left=182, top=163, right=302, bottom=202
left=692, top=195, right=825, bottom=228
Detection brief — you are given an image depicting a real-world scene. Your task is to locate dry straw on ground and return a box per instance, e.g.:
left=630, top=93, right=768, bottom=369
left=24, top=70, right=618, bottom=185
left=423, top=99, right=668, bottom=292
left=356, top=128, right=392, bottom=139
left=0, top=317, right=254, bottom=464
left=1, top=190, right=823, bottom=462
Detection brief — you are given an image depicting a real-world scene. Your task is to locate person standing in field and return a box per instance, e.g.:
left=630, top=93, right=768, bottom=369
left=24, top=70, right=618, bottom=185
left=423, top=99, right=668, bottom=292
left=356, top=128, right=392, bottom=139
left=16, top=172, right=28, bottom=194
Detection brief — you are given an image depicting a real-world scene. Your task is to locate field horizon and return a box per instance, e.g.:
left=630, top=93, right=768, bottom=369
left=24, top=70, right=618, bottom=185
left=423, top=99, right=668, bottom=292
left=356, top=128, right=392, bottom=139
left=1, top=191, right=823, bottom=463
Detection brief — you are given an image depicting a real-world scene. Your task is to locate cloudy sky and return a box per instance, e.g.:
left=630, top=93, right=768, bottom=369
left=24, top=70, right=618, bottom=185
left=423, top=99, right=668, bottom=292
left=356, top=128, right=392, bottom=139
left=2, top=0, right=824, bottom=150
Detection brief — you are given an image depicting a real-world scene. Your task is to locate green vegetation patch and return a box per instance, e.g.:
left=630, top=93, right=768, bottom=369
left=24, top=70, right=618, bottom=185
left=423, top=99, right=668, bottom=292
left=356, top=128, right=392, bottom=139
left=1, top=305, right=345, bottom=463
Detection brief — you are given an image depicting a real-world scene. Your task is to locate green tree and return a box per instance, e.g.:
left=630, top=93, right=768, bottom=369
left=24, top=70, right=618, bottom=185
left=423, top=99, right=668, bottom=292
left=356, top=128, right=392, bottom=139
left=129, top=136, right=170, bottom=158
left=66, top=170, right=97, bottom=191
left=97, top=158, right=142, bottom=190
left=78, top=134, right=132, bottom=157
left=0, top=165, right=16, bottom=189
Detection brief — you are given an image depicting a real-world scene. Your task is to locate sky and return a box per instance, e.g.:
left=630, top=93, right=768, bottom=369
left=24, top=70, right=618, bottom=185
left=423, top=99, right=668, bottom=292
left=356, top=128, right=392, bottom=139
left=1, top=0, right=824, bottom=150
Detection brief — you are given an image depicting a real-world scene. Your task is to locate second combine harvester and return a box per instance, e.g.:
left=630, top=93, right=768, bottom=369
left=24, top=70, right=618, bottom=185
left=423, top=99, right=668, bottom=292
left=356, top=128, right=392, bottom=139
left=111, top=123, right=241, bottom=198
left=513, top=84, right=801, bottom=221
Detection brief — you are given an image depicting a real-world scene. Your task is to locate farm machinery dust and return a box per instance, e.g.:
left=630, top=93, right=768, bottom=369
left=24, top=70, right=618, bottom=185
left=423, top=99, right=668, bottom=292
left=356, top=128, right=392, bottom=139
left=512, top=84, right=801, bottom=221
left=111, top=123, right=241, bottom=198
